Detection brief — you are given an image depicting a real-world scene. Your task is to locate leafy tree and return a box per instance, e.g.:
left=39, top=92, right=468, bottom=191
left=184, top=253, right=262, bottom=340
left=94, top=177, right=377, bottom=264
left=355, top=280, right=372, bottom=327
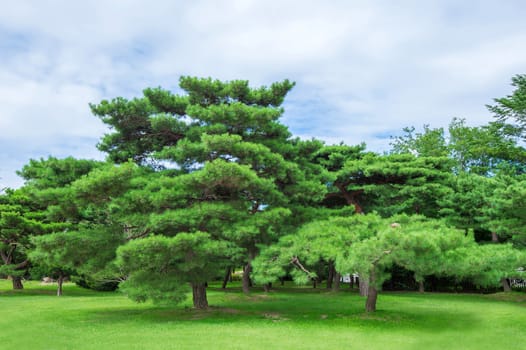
left=442, top=242, right=525, bottom=291
left=438, top=173, right=494, bottom=235
left=23, top=160, right=141, bottom=295
left=487, top=74, right=526, bottom=140
left=88, top=77, right=327, bottom=307
left=0, top=189, right=49, bottom=289
left=448, top=119, right=525, bottom=175
left=484, top=174, right=526, bottom=247
left=391, top=118, right=526, bottom=175
left=390, top=125, right=449, bottom=157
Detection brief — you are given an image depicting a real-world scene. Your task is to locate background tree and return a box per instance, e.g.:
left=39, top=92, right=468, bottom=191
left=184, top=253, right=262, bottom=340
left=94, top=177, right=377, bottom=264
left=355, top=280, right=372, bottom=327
left=0, top=189, right=49, bottom=289
left=487, top=74, right=526, bottom=140
left=330, top=153, right=453, bottom=217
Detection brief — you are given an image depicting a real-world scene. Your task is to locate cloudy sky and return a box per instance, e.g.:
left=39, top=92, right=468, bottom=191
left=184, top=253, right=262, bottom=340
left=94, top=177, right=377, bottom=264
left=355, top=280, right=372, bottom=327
left=1, top=1, right=525, bottom=189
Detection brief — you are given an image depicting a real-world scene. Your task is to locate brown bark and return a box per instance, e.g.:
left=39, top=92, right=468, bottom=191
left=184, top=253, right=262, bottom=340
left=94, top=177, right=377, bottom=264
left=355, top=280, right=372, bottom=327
left=359, top=277, right=369, bottom=296
left=365, top=286, right=378, bottom=312
left=263, top=283, right=271, bottom=292
left=326, top=262, right=334, bottom=289
left=12, top=276, right=23, bottom=290
left=0, top=250, right=9, bottom=264
left=221, top=266, right=231, bottom=289
left=365, top=268, right=378, bottom=312
left=191, top=283, right=208, bottom=309
left=491, top=232, right=499, bottom=242
left=242, top=262, right=252, bottom=294
left=418, top=280, right=425, bottom=293
left=332, top=272, right=341, bottom=292
left=335, top=183, right=364, bottom=214
left=501, top=278, right=511, bottom=292
left=57, top=273, right=64, bottom=296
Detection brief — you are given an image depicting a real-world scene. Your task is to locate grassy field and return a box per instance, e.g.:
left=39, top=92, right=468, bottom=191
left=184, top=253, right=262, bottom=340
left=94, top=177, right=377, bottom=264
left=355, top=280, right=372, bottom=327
left=1, top=280, right=525, bottom=350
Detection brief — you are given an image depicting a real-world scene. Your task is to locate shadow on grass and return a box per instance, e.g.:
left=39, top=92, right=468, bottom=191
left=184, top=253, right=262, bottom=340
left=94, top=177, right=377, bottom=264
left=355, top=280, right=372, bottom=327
left=80, top=289, right=479, bottom=334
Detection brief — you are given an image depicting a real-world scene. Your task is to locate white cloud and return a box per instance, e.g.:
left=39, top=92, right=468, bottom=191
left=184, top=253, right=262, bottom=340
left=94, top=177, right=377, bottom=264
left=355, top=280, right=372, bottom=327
left=1, top=0, right=525, bottom=188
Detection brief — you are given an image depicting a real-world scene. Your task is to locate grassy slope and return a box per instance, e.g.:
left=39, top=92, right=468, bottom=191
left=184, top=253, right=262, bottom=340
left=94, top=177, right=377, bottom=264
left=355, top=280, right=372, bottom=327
left=1, top=281, right=525, bottom=350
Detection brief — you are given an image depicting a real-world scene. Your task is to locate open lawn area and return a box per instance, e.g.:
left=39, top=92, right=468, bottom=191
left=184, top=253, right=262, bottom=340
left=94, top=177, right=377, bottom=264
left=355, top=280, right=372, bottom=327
left=1, top=280, right=525, bottom=350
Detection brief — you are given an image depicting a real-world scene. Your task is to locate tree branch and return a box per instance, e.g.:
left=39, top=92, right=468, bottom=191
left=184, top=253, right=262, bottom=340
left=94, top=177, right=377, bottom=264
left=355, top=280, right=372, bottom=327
left=125, top=228, right=150, bottom=241
left=371, top=250, right=392, bottom=266
left=14, top=260, right=29, bottom=270
left=291, top=256, right=312, bottom=275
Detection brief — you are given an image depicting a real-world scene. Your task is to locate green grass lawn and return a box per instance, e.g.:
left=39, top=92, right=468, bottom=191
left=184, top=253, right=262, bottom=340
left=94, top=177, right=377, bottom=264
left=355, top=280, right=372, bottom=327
left=1, top=280, right=525, bottom=350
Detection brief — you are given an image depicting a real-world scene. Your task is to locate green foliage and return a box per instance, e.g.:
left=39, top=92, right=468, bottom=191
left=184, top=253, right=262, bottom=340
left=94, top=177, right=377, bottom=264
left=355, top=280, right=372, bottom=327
left=390, top=125, right=449, bottom=157
left=443, top=243, right=525, bottom=288
left=438, top=172, right=494, bottom=233
left=116, top=233, right=231, bottom=304
left=488, top=74, right=526, bottom=140
left=484, top=175, right=526, bottom=246
left=331, top=153, right=453, bottom=216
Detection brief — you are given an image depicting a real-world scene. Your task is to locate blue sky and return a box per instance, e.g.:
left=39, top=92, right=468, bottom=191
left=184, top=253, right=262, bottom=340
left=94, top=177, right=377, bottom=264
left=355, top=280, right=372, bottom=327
left=1, top=1, right=525, bottom=189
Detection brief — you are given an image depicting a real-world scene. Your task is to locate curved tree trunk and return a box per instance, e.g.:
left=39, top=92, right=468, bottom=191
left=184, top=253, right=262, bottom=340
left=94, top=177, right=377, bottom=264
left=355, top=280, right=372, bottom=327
left=192, top=283, right=208, bottom=309
left=335, top=184, right=364, bottom=214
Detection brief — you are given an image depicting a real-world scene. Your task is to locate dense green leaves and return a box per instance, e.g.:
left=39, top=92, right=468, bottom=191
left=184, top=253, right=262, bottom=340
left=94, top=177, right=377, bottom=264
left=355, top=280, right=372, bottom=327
left=5, top=74, right=525, bottom=313
left=488, top=74, right=526, bottom=140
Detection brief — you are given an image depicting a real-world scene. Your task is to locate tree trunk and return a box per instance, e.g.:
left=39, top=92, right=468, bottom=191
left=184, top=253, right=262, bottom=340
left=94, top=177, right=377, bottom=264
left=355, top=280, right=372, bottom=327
left=12, top=276, right=23, bottom=290
left=365, top=268, right=378, bottom=312
left=326, top=262, right=335, bottom=289
left=57, top=273, right=64, bottom=296
left=242, top=262, right=252, bottom=294
left=332, top=272, right=341, bottom=292
left=335, top=184, right=364, bottom=214
left=365, top=285, right=378, bottom=312
left=313, top=278, right=317, bottom=289
left=501, top=278, right=511, bottom=292
left=418, top=280, right=425, bottom=293
left=359, top=277, right=368, bottom=296
left=491, top=232, right=499, bottom=242
left=191, top=283, right=208, bottom=309
left=221, top=267, right=231, bottom=289
left=263, top=283, right=271, bottom=292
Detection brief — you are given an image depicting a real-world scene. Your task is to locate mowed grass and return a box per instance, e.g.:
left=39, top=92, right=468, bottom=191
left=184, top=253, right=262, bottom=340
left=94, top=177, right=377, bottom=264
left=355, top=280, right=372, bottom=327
left=1, top=280, right=525, bottom=350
